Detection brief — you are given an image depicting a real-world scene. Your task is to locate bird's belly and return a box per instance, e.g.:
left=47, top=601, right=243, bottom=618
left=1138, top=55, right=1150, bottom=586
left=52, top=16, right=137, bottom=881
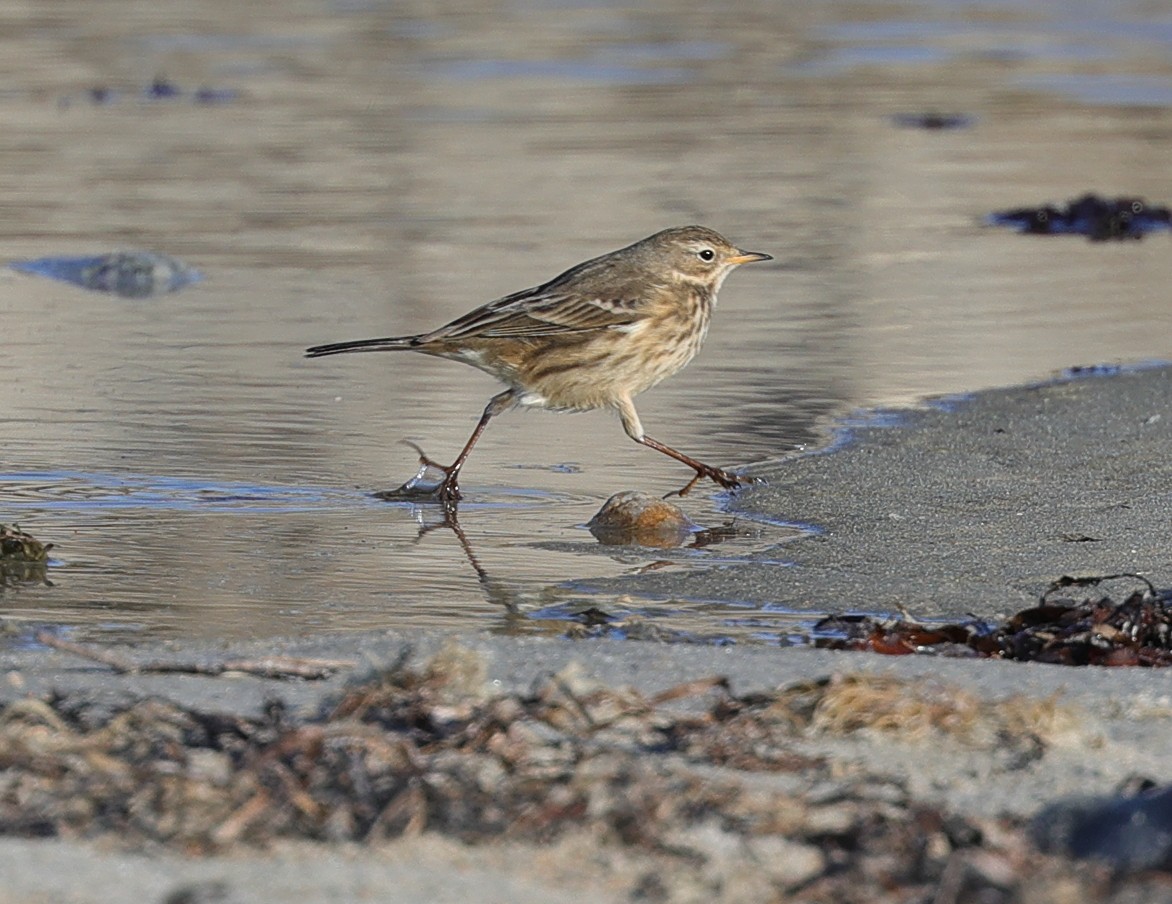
left=518, top=320, right=707, bottom=412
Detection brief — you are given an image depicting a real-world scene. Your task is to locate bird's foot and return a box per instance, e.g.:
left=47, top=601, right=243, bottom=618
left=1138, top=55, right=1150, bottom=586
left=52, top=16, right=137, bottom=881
left=405, top=441, right=464, bottom=507
left=402, top=441, right=444, bottom=473
left=373, top=442, right=463, bottom=508
left=666, top=465, right=753, bottom=499
left=434, top=475, right=462, bottom=509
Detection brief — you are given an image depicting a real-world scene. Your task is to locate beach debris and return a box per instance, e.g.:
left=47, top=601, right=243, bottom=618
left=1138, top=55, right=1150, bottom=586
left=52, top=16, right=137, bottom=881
left=0, top=525, right=51, bottom=562
left=817, top=573, right=1172, bottom=666
left=10, top=251, right=201, bottom=297
left=0, top=650, right=1113, bottom=901
left=987, top=193, right=1172, bottom=240
left=0, top=524, right=52, bottom=588
left=34, top=631, right=354, bottom=680
left=563, top=607, right=709, bottom=643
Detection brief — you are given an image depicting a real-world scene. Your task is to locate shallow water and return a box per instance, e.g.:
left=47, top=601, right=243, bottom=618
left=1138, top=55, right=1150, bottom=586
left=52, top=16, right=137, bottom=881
left=3, top=0, right=1172, bottom=642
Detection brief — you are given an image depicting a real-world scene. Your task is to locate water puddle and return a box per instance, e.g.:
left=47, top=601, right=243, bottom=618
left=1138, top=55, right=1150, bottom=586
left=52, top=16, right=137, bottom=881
left=0, top=469, right=803, bottom=644
left=3, top=0, right=1172, bottom=647
left=794, top=3, right=1172, bottom=106
left=420, top=56, right=694, bottom=86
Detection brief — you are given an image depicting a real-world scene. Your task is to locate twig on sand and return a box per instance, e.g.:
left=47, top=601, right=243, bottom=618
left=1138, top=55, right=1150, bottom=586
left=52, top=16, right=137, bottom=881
left=33, top=631, right=354, bottom=680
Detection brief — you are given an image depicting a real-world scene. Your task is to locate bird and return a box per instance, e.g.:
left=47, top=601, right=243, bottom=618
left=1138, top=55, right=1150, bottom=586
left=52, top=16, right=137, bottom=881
left=305, top=225, right=771, bottom=506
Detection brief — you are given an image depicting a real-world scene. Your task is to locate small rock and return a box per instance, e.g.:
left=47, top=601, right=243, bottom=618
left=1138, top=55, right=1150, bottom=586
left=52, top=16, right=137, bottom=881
left=587, top=491, right=697, bottom=547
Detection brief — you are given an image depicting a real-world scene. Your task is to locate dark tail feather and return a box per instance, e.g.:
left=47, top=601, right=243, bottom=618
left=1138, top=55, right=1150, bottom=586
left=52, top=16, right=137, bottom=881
left=305, top=335, right=417, bottom=358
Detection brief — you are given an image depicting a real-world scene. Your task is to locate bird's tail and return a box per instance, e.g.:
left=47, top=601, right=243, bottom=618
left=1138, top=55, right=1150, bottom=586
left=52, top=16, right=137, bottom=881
left=304, top=335, right=418, bottom=358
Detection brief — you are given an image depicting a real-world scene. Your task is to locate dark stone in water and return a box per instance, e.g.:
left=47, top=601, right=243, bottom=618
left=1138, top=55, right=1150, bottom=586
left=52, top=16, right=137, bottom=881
left=988, top=193, right=1172, bottom=240
left=891, top=112, right=973, bottom=130
left=145, top=76, right=184, bottom=100
left=58, top=79, right=237, bottom=108
left=10, top=251, right=202, bottom=297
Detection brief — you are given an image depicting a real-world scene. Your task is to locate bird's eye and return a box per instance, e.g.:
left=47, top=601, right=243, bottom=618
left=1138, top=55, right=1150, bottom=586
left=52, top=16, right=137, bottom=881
left=698, top=248, right=715, bottom=262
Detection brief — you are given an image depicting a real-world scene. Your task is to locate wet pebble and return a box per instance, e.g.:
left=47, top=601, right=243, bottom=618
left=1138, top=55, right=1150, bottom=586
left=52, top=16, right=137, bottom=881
left=586, top=490, right=697, bottom=547
left=10, top=251, right=201, bottom=297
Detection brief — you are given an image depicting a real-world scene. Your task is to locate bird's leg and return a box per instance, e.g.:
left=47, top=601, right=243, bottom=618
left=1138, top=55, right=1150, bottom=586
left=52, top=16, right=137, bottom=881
left=411, top=390, right=516, bottom=507
left=638, top=434, right=746, bottom=496
left=615, top=395, right=746, bottom=497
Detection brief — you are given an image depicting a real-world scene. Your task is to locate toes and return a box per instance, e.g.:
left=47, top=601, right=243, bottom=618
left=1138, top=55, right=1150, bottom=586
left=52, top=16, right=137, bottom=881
left=669, top=472, right=703, bottom=498
left=406, top=443, right=447, bottom=472
left=436, top=478, right=462, bottom=505
left=708, top=468, right=749, bottom=490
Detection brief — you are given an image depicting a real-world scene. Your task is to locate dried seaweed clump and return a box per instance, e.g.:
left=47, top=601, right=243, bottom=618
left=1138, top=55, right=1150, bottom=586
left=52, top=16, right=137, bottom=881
left=2, top=646, right=1166, bottom=900
left=818, top=574, right=1172, bottom=666
left=0, top=524, right=52, bottom=587
left=0, top=653, right=1059, bottom=902
left=987, top=194, right=1172, bottom=240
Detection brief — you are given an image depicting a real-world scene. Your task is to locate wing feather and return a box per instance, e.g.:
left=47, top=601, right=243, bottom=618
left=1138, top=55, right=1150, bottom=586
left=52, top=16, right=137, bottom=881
left=422, top=288, right=648, bottom=341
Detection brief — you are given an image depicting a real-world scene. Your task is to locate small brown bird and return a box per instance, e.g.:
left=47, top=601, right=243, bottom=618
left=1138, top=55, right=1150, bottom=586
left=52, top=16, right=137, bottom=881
left=306, top=226, right=771, bottom=504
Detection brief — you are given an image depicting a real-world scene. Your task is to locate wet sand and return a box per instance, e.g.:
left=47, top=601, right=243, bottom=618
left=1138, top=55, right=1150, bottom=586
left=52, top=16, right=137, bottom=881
left=5, top=366, right=1172, bottom=902
left=603, top=364, right=1172, bottom=619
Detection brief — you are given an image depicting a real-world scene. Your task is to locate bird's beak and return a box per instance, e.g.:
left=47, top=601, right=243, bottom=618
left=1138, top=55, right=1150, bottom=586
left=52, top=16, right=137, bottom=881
left=729, top=250, right=772, bottom=266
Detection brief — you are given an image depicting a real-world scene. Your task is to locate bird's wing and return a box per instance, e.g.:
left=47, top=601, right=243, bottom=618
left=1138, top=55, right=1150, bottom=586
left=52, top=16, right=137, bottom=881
left=423, top=287, right=649, bottom=341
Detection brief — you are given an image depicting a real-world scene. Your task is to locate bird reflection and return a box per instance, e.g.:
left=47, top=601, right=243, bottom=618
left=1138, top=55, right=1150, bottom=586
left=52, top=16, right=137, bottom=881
left=396, top=491, right=750, bottom=624
left=402, top=503, right=555, bottom=619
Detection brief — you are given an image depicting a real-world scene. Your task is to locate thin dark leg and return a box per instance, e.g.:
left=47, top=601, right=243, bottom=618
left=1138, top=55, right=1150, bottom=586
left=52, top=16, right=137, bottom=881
left=637, top=434, right=747, bottom=497
left=411, top=507, right=524, bottom=615
left=414, top=390, right=515, bottom=506
left=412, top=508, right=489, bottom=584
left=614, top=396, right=749, bottom=497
